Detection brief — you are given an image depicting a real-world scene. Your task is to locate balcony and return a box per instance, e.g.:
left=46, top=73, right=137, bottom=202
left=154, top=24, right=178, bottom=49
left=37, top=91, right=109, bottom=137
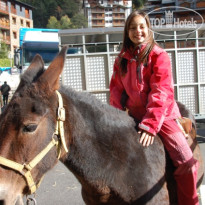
left=0, top=19, right=10, bottom=30
left=11, top=7, right=16, bottom=15
left=113, top=9, right=125, bottom=13
left=92, top=24, right=105, bottom=27
left=0, top=5, right=9, bottom=15
left=113, top=22, right=125, bottom=26
left=1, top=35, right=11, bottom=44
left=91, top=9, right=105, bottom=13
left=92, top=15, right=105, bottom=20
left=113, top=15, right=125, bottom=20
left=25, top=9, right=31, bottom=19
left=92, top=21, right=105, bottom=27
left=25, top=13, right=30, bottom=19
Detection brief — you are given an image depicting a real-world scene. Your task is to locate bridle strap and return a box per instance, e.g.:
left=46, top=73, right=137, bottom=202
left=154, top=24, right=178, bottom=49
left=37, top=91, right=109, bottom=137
left=0, top=156, right=24, bottom=173
left=55, top=90, right=68, bottom=153
left=25, top=137, right=60, bottom=173
left=0, top=126, right=59, bottom=195
left=0, top=90, right=68, bottom=195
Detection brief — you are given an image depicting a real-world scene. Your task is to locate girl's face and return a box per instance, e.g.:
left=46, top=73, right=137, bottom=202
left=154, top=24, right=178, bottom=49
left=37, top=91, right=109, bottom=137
left=128, top=15, right=149, bottom=46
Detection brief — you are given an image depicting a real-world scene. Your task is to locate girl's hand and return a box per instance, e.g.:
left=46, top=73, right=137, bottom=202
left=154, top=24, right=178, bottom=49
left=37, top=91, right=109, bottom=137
left=138, top=130, right=154, bottom=147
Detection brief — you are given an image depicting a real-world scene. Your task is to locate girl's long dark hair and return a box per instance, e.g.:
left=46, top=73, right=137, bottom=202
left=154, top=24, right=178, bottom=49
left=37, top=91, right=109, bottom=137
left=119, top=11, right=156, bottom=74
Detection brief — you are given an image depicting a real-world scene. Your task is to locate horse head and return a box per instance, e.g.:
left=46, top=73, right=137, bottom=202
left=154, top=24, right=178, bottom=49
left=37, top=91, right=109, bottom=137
left=0, top=47, right=68, bottom=205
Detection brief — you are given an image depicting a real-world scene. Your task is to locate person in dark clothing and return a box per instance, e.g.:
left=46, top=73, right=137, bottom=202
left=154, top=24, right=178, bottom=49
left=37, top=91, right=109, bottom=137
left=0, top=81, right=11, bottom=106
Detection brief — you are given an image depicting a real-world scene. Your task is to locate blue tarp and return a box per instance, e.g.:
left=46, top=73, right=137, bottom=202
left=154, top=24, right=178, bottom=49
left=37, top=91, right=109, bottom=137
left=0, top=67, right=11, bottom=74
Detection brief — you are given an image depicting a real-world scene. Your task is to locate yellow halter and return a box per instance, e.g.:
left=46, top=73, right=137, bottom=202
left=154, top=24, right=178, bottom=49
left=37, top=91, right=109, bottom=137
left=0, top=90, right=69, bottom=195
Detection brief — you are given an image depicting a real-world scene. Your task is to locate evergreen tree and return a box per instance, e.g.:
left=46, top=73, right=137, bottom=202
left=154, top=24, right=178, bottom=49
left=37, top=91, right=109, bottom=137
left=46, top=15, right=87, bottom=29
left=47, top=16, right=61, bottom=29
left=20, top=0, right=80, bottom=28
left=60, top=15, right=72, bottom=29
left=71, top=14, right=88, bottom=28
left=132, top=0, right=147, bottom=9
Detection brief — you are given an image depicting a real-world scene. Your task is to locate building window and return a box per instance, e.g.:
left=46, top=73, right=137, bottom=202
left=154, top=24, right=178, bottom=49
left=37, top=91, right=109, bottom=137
left=13, top=31, right=17, bottom=39
left=105, top=13, right=112, bottom=17
left=12, top=17, right=16, bottom=24
left=20, top=19, right=24, bottom=26
left=26, top=21, right=30, bottom=27
left=106, top=20, right=112, bottom=23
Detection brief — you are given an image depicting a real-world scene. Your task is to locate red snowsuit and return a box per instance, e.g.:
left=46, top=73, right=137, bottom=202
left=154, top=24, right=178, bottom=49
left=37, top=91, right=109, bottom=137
left=110, top=44, right=199, bottom=205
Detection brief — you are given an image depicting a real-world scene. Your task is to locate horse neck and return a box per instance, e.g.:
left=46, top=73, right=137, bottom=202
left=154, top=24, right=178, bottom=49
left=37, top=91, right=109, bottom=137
left=61, top=87, right=132, bottom=181
left=60, top=90, right=97, bottom=178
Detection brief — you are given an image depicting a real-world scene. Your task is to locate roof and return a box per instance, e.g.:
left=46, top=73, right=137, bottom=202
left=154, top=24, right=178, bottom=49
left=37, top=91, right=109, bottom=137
left=59, top=27, right=124, bottom=36
left=20, top=28, right=59, bottom=46
left=13, top=0, right=34, bottom=9
left=24, top=31, right=59, bottom=42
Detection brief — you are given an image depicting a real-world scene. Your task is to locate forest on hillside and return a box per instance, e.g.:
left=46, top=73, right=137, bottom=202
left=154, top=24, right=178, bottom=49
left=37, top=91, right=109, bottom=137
left=20, top=0, right=146, bottom=28
left=20, top=0, right=87, bottom=28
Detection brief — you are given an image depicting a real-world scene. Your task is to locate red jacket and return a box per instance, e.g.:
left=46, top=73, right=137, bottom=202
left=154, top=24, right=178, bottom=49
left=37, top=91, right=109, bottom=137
left=110, top=44, right=181, bottom=136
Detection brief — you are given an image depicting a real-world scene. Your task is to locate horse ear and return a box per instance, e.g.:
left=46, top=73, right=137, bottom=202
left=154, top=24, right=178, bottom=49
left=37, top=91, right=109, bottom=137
left=38, top=46, right=68, bottom=92
left=21, top=54, right=45, bottom=83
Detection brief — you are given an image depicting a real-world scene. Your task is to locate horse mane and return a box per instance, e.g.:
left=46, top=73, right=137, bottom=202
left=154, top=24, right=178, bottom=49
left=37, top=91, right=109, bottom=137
left=60, top=86, right=136, bottom=133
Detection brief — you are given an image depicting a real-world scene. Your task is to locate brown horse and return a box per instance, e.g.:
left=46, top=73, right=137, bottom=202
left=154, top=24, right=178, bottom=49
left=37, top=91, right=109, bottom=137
left=0, top=47, right=203, bottom=205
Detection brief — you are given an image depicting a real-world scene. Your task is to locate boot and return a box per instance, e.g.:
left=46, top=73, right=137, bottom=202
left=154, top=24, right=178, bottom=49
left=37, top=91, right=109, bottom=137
left=174, top=158, right=199, bottom=205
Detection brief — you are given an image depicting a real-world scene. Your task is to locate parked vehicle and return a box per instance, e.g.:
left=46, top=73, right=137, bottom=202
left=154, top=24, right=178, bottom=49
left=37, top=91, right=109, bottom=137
left=14, top=28, right=59, bottom=72
left=14, top=28, right=85, bottom=72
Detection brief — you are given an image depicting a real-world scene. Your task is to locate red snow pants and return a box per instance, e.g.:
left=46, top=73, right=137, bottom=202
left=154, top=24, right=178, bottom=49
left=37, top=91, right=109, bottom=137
left=159, top=119, right=199, bottom=205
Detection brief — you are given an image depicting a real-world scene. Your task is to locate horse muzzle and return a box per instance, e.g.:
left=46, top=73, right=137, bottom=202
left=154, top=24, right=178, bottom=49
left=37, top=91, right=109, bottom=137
left=0, top=198, right=24, bottom=205
left=0, top=187, right=6, bottom=205
left=0, top=186, right=24, bottom=205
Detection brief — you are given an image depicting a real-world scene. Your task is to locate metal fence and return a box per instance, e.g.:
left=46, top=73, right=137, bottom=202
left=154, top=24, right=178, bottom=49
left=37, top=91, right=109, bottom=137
left=59, top=25, right=205, bottom=119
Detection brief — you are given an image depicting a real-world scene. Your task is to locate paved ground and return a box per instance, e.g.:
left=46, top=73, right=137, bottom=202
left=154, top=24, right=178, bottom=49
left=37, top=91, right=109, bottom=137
left=25, top=162, right=84, bottom=205
left=21, top=123, right=205, bottom=205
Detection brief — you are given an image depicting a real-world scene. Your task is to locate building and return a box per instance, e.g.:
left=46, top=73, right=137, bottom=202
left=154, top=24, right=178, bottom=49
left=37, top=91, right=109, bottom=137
left=83, top=0, right=132, bottom=28
left=0, top=0, right=33, bottom=56
left=143, top=0, right=205, bottom=25
left=141, top=0, right=205, bottom=49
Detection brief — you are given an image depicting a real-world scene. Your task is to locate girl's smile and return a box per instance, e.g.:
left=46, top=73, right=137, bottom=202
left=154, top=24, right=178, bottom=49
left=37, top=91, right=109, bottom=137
left=128, top=15, right=148, bottom=46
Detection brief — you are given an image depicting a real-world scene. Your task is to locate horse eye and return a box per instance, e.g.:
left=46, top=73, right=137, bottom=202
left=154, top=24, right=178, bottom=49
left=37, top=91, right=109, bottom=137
left=23, top=124, right=38, bottom=133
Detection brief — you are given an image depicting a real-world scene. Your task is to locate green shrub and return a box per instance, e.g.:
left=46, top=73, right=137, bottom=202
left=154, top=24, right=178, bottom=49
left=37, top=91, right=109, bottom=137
left=0, top=58, right=12, bottom=67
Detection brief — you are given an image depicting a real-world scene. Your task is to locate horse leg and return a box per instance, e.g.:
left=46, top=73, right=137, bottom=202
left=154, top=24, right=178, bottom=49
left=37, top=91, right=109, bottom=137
left=81, top=185, right=111, bottom=205
left=81, top=186, right=129, bottom=205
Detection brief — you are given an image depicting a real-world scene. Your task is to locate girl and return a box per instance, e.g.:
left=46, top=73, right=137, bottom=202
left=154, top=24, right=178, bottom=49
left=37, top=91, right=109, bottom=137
left=109, top=10, right=199, bottom=205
